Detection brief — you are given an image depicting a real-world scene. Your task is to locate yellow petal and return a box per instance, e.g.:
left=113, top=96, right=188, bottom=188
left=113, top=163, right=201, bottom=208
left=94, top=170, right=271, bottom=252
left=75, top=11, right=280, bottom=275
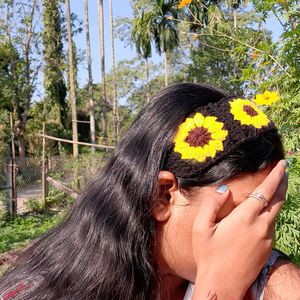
left=194, top=148, right=207, bottom=162
left=252, top=115, right=269, bottom=128
left=254, top=91, right=279, bottom=105
left=204, top=144, right=217, bottom=158
left=202, top=116, right=217, bottom=129
left=193, top=113, right=205, bottom=127
left=184, top=118, right=197, bottom=130
left=174, top=141, right=189, bottom=153
left=208, top=139, right=224, bottom=151
left=254, top=94, right=265, bottom=105
left=211, top=129, right=228, bottom=140
left=179, top=148, right=193, bottom=159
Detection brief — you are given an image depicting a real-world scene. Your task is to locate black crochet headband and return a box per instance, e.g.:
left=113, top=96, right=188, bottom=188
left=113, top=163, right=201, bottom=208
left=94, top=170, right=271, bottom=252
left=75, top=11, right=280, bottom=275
left=164, top=97, right=277, bottom=178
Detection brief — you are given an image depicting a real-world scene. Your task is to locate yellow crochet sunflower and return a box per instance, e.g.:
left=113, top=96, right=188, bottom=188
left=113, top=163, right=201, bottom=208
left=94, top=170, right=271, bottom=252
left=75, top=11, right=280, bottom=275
left=174, top=113, right=228, bottom=162
left=230, top=98, right=270, bottom=129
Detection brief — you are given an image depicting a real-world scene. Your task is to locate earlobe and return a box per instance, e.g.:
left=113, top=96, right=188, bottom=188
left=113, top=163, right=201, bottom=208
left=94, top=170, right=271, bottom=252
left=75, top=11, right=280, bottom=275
left=152, top=171, right=178, bottom=222
left=153, top=201, right=172, bottom=222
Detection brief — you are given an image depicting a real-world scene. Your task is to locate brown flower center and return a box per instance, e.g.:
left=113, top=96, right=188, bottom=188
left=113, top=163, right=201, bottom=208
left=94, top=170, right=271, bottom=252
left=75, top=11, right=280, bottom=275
left=185, top=127, right=211, bottom=147
left=243, top=105, right=258, bottom=117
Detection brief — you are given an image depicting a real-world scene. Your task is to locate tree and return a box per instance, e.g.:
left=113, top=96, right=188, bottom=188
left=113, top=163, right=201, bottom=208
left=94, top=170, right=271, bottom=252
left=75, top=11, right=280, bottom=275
left=97, top=0, right=109, bottom=144
left=131, top=0, right=180, bottom=87
left=84, top=0, right=96, bottom=153
left=65, top=0, right=78, bottom=158
left=185, top=10, right=267, bottom=94
left=0, top=0, right=42, bottom=159
left=43, top=0, right=67, bottom=126
left=131, top=13, right=152, bottom=102
left=109, top=0, right=119, bottom=141
left=0, top=43, right=19, bottom=112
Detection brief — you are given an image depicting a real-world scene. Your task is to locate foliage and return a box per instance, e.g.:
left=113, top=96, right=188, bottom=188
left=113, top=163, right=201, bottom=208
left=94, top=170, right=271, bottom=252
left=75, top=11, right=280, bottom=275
left=186, top=17, right=268, bottom=94
left=43, top=0, right=67, bottom=126
left=131, top=0, right=180, bottom=59
left=0, top=43, right=20, bottom=112
left=0, top=212, right=63, bottom=253
left=275, top=154, right=300, bottom=264
left=266, top=90, right=300, bottom=263
left=62, top=152, right=108, bottom=188
left=0, top=111, right=10, bottom=157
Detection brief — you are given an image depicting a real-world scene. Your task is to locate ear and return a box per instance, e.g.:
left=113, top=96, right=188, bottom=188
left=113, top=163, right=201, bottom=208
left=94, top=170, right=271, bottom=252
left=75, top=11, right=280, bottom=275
left=152, top=171, right=179, bottom=222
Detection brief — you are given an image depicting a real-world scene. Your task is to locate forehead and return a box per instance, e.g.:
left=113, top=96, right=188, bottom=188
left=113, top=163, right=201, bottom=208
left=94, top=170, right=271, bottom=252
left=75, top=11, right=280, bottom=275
left=226, top=165, right=273, bottom=190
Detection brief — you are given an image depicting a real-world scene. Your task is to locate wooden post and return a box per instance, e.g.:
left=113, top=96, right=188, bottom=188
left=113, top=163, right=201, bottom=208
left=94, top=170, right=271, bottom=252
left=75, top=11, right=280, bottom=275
left=9, top=113, right=17, bottom=218
left=47, top=176, right=78, bottom=199
left=41, top=122, right=48, bottom=207
left=6, top=161, right=12, bottom=216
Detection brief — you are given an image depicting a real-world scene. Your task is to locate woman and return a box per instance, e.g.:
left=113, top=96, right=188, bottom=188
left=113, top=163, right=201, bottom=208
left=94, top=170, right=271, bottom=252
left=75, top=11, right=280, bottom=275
left=0, top=83, right=298, bottom=299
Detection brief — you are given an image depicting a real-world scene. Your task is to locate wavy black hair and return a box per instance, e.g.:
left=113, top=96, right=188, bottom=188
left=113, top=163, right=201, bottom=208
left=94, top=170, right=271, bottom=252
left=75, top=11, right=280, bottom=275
left=0, top=83, right=284, bottom=299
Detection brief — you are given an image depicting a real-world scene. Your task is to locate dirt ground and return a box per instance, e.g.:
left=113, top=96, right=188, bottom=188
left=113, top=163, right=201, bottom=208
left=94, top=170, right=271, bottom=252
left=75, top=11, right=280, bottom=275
left=0, top=184, right=42, bottom=214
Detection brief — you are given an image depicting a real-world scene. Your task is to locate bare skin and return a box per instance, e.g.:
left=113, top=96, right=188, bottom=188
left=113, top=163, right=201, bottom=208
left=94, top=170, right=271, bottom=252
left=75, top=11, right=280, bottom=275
left=264, top=260, right=300, bottom=300
left=153, top=160, right=299, bottom=299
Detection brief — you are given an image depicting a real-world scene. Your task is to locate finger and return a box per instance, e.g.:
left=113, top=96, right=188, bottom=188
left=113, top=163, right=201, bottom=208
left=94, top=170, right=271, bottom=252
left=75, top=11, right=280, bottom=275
left=238, top=160, right=287, bottom=216
left=194, top=185, right=230, bottom=231
left=261, top=172, right=288, bottom=222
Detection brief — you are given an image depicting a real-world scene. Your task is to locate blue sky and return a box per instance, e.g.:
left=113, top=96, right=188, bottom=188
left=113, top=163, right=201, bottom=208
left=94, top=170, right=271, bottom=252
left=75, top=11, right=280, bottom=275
left=70, top=0, right=284, bottom=89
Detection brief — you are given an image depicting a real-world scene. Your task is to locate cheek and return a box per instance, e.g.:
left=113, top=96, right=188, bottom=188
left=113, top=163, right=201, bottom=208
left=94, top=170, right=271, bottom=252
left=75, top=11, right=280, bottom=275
left=163, top=206, right=199, bottom=280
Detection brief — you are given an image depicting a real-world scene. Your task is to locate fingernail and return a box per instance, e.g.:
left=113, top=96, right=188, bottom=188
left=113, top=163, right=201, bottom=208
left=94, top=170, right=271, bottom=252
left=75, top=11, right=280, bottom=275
left=282, top=160, right=287, bottom=167
left=216, top=184, right=228, bottom=193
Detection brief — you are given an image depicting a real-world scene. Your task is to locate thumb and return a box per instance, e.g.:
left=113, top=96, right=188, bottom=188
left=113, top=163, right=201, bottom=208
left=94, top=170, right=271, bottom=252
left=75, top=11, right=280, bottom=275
left=194, top=185, right=230, bottom=232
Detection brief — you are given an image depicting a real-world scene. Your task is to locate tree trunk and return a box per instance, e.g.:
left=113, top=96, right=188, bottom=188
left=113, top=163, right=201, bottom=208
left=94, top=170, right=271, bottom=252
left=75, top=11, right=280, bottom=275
left=65, top=0, right=78, bottom=158
left=97, top=0, right=108, bottom=145
left=145, top=58, right=150, bottom=103
left=84, top=0, right=96, bottom=153
left=164, top=51, right=168, bottom=87
left=109, top=0, right=119, bottom=141
left=24, top=0, right=36, bottom=106
left=233, top=9, right=237, bottom=28
left=16, top=0, right=37, bottom=160
left=9, top=113, right=17, bottom=218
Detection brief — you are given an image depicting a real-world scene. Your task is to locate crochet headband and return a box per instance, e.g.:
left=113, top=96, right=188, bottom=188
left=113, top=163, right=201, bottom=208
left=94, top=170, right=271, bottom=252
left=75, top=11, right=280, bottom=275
left=164, top=97, right=277, bottom=178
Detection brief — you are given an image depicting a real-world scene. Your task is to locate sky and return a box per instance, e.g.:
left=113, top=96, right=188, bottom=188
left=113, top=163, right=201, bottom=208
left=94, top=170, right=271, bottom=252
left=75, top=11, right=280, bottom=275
left=70, top=0, right=284, bottom=89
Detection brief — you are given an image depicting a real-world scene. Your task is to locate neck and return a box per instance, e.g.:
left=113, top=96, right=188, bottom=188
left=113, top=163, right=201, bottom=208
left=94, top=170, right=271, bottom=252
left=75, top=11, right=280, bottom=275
left=158, top=273, right=188, bottom=300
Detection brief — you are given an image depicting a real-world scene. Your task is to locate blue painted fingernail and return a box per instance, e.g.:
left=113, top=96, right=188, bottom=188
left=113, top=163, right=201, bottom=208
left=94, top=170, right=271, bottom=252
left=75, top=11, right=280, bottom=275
left=216, top=184, right=228, bottom=193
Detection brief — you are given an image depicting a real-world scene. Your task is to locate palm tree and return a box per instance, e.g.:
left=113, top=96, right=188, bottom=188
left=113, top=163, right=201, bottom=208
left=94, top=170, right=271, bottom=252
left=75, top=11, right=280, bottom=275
left=109, top=0, right=119, bottom=141
left=131, top=12, right=152, bottom=102
left=131, top=0, right=180, bottom=87
left=84, top=0, right=96, bottom=153
left=65, top=0, right=78, bottom=158
left=228, top=0, right=249, bottom=28
left=97, top=0, right=108, bottom=145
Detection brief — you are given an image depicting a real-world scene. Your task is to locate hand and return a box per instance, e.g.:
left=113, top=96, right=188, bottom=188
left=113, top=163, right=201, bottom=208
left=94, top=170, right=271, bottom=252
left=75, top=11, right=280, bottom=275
left=192, top=160, right=288, bottom=300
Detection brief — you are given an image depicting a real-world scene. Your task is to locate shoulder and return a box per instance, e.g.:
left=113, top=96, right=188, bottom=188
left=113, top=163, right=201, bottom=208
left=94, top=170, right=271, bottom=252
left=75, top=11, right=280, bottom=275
left=264, top=258, right=300, bottom=300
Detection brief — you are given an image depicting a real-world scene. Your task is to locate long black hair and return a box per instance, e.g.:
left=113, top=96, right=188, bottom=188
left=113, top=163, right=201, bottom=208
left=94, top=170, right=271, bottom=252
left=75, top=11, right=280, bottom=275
left=0, top=83, right=284, bottom=299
